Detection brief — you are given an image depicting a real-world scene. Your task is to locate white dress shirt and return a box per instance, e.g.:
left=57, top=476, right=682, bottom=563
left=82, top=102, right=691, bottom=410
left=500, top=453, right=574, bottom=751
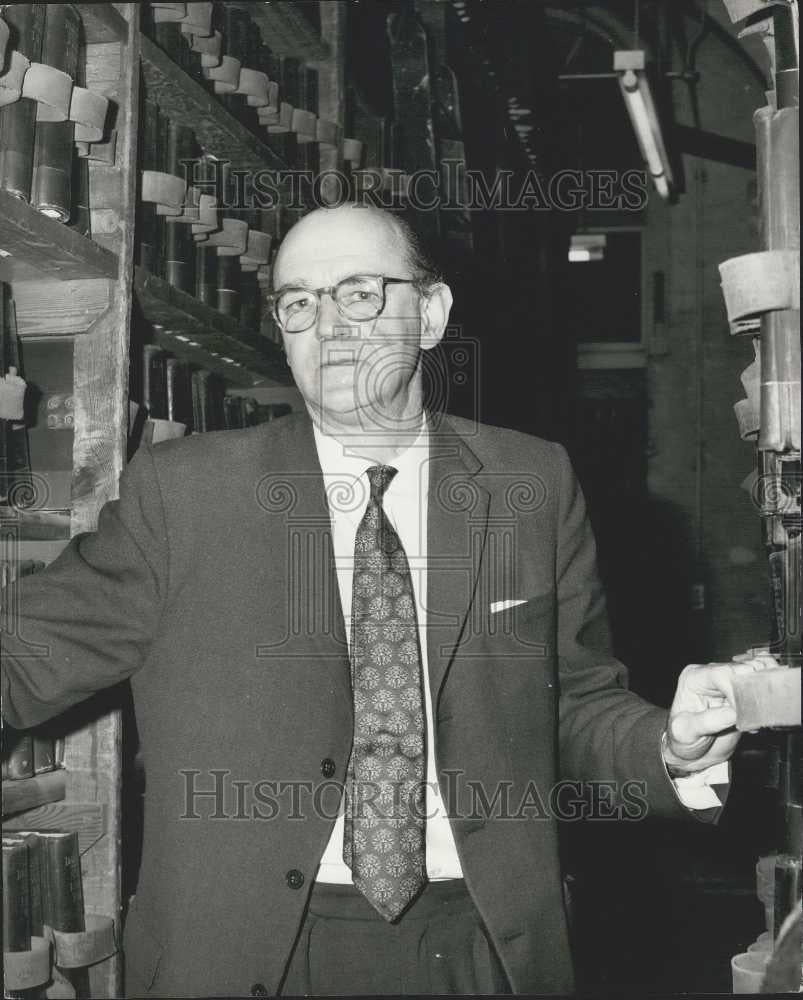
left=314, top=416, right=464, bottom=883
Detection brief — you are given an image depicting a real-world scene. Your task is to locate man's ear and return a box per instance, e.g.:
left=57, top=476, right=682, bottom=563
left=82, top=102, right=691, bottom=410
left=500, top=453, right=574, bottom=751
left=419, top=283, right=453, bottom=351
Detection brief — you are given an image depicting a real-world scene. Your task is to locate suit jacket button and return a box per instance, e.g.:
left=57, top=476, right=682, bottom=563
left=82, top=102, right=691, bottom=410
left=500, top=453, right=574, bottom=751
left=286, top=868, right=305, bottom=890
left=320, top=758, right=336, bottom=778
left=250, top=985, right=268, bottom=997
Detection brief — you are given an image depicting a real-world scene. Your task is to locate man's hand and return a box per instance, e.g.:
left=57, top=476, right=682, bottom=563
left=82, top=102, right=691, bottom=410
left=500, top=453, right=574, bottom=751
left=663, top=649, right=782, bottom=774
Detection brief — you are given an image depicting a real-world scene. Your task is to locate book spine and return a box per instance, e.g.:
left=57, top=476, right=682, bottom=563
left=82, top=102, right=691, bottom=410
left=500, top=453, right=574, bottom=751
left=40, top=832, right=85, bottom=933
left=2, top=838, right=34, bottom=999
left=222, top=395, right=241, bottom=430
left=209, top=374, right=226, bottom=431
left=239, top=210, right=263, bottom=333
left=167, top=358, right=193, bottom=430
left=257, top=40, right=284, bottom=159
left=278, top=56, right=300, bottom=165
left=4, top=833, right=45, bottom=938
left=69, top=130, right=92, bottom=237
left=26, top=838, right=44, bottom=941
left=0, top=4, right=45, bottom=202
left=30, top=4, right=81, bottom=222
left=137, top=98, right=163, bottom=273
left=2, top=839, right=31, bottom=954
left=142, top=345, right=168, bottom=420
left=195, top=242, right=218, bottom=306
left=281, top=57, right=301, bottom=116
left=297, top=66, right=319, bottom=175
left=216, top=164, right=241, bottom=318
left=216, top=255, right=241, bottom=319
left=3, top=834, right=52, bottom=1000
left=164, top=122, right=197, bottom=293
left=233, top=8, right=260, bottom=134
left=180, top=361, right=194, bottom=432
left=195, top=157, right=219, bottom=307
left=39, top=832, right=90, bottom=998
left=191, top=369, right=211, bottom=433
left=165, top=356, right=178, bottom=424
left=24, top=837, right=44, bottom=948
left=140, top=2, right=156, bottom=40
left=219, top=7, right=249, bottom=123
left=239, top=268, right=262, bottom=332
left=68, top=39, right=91, bottom=237
left=196, top=244, right=218, bottom=306
left=155, top=104, right=171, bottom=280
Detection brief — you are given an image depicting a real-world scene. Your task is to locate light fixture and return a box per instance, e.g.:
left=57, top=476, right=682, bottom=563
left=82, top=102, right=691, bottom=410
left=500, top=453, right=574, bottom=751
left=569, top=233, right=607, bottom=263
left=614, top=50, right=674, bottom=200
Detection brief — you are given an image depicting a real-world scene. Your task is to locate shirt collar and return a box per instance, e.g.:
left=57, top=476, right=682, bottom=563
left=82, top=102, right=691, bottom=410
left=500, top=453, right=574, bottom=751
left=312, top=414, right=429, bottom=504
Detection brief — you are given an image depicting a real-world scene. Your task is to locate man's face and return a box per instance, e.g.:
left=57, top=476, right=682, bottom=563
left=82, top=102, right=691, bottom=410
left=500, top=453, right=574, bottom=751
left=273, top=209, right=427, bottom=432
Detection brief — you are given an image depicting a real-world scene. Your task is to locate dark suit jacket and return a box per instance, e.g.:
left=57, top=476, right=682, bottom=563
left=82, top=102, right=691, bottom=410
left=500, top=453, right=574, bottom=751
left=2, top=411, right=696, bottom=997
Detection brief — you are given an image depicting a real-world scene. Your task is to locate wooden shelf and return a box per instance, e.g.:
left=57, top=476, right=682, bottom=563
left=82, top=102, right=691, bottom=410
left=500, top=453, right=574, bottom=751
left=0, top=190, right=118, bottom=283
left=243, top=2, right=330, bottom=62
left=3, top=793, right=107, bottom=858
left=140, top=34, right=288, bottom=174
left=2, top=769, right=66, bottom=818
left=134, top=267, right=292, bottom=388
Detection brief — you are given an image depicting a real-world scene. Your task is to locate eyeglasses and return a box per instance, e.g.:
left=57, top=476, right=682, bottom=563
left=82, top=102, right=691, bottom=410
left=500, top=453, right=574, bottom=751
left=270, top=274, right=418, bottom=334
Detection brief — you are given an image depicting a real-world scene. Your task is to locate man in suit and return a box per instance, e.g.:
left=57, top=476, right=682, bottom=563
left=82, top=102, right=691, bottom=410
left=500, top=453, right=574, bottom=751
left=1, top=204, right=775, bottom=996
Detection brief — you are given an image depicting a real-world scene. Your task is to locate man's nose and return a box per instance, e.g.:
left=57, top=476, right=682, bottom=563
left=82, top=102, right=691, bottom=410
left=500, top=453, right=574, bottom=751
left=315, top=292, right=352, bottom=341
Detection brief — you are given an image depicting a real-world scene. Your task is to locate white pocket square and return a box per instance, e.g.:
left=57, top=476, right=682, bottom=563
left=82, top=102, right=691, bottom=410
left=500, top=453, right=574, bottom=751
left=489, top=599, right=527, bottom=614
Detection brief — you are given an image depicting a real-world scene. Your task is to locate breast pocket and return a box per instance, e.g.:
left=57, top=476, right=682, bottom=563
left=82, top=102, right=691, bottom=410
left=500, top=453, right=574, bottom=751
left=487, top=591, right=556, bottom=661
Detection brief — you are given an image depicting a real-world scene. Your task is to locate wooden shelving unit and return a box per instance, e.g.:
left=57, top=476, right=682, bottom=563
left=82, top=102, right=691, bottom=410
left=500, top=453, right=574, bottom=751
left=135, top=268, right=291, bottom=387
left=2, top=4, right=140, bottom=997
left=140, top=34, right=288, bottom=174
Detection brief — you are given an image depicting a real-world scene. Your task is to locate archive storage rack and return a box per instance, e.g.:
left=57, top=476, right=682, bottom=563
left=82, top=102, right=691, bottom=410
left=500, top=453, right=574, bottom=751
left=1, top=4, right=344, bottom=996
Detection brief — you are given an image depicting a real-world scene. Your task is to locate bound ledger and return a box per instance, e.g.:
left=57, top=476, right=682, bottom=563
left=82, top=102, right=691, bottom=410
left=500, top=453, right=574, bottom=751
left=0, top=4, right=45, bottom=203
left=30, top=4, right=81, bottom=222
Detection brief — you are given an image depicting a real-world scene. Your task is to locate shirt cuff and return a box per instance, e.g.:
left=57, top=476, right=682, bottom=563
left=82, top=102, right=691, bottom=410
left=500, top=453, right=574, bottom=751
left=660, top=729, right=730, bottom=810
left=671, top=761, right=730, bottom=810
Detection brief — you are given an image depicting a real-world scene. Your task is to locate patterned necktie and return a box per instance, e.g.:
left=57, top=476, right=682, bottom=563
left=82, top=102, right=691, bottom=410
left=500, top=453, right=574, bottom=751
left=342, top=464, right=427, bottom=921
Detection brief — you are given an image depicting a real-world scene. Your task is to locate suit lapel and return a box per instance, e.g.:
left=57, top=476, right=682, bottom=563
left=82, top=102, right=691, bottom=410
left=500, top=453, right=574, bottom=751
left=258, top=411, right=490, bottom=716
left=426, top=415, right=490, bottom=708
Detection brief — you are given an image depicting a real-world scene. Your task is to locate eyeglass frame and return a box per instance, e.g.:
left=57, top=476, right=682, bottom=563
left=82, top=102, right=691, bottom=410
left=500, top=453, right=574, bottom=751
left=268, top=273, right=422, bottom=333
